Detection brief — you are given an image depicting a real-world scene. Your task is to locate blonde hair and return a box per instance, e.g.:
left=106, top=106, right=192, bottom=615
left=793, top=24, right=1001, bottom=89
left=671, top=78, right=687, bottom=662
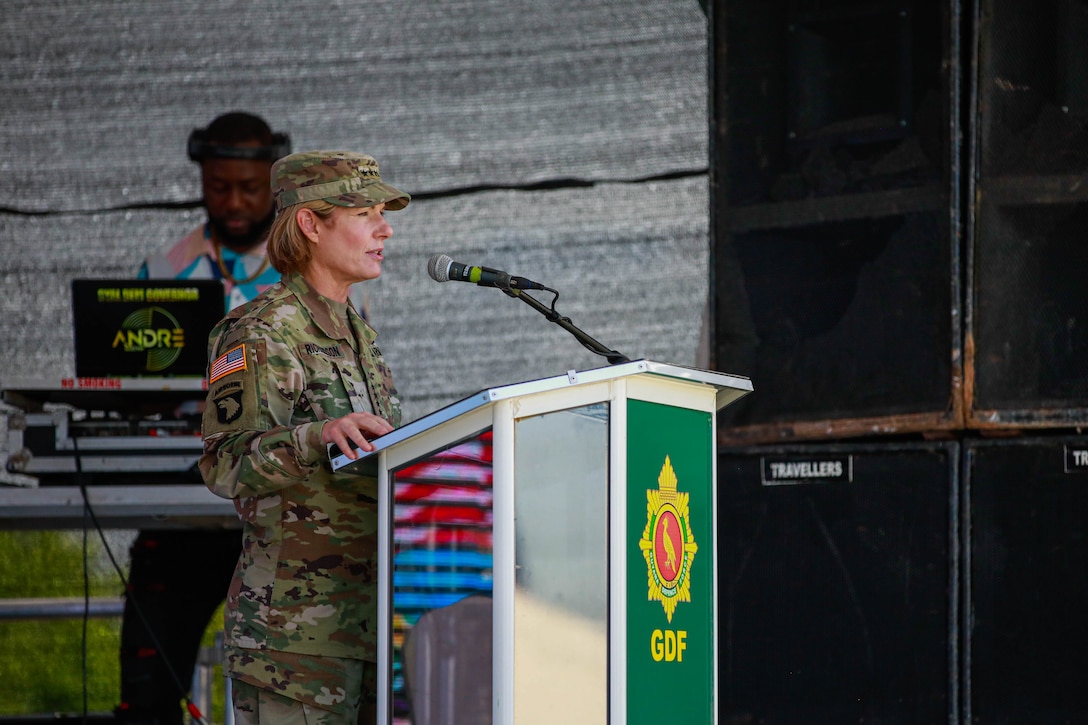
left=267, top=200, right=338, bottom=275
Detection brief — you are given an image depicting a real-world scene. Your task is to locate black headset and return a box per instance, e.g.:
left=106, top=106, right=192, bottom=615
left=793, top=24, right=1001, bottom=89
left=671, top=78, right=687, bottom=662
left=186, top=128, right=292, bottom=162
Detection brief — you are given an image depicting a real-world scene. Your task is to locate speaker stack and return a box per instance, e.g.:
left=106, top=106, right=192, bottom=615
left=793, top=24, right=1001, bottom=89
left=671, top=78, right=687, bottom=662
left=719, top=442, right=957, bottom=723
left=709, top=0, right=1088, bottom=721
left=964, top=436, right=1088, bottom=722
left=968, top=0, right=1088, bottom=428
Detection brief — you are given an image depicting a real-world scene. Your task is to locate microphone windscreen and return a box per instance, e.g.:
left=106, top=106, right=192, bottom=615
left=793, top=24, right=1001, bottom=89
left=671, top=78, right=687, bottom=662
left=427, top=253, right=453, bottom=282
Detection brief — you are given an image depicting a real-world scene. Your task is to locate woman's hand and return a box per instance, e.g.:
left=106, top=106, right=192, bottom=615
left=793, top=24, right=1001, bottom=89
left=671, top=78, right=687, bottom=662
left=322, top=412, right=395, bottom=459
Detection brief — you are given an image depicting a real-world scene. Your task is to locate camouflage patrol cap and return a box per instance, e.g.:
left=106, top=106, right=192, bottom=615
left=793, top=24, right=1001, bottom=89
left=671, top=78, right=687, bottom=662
left=271, top=150, right=411, bottom=213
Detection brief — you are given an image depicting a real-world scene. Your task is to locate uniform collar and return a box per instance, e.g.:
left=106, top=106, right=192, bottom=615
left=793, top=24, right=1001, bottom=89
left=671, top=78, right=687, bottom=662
left=283, top=272, right=377, bottom=350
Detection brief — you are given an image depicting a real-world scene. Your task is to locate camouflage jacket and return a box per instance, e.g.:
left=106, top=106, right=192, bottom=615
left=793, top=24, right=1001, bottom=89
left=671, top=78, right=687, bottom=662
left=200, top=271, right=401, bottom=670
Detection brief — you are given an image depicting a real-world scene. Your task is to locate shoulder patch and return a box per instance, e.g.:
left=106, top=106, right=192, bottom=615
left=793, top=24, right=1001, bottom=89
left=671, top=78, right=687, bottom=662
left=211, top=379, right=246, bottom=425
left=203, top=338, right=264, bottom=437
left=210, top=344, right=247, bottom=383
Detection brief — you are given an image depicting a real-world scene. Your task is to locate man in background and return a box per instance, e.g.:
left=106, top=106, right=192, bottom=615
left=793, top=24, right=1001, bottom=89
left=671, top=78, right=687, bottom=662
left=138, top=111, right=286, bottom=299
left=119, top=111, right=288, bottom=724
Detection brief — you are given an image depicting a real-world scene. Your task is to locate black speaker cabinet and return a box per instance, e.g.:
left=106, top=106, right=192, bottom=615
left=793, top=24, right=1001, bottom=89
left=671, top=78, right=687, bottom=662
left=709, top=0, right=962, bottom=444
left=718, top=441, right=958, bottom=723
left=964, top=436, right=1088, bottom=723
left=968, top=0, right=1088, bottom=428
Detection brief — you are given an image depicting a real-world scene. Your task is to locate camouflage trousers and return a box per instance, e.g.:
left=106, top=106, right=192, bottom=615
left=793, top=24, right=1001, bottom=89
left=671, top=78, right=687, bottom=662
left=231, top=673, right=377, bottom=725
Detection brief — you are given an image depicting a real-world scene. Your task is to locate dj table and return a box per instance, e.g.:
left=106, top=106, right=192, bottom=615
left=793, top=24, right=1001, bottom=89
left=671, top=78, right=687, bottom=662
left=0, top=376, right=237, bottom=529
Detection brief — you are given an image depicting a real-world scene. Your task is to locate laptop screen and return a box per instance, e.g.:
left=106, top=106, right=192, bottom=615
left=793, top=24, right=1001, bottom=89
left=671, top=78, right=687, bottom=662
left=72, top=279, right=226, bottom=378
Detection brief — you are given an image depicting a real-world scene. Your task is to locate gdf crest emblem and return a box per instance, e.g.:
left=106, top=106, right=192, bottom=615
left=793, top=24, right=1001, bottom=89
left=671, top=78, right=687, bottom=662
left=638, top=455, right=697, bottom=622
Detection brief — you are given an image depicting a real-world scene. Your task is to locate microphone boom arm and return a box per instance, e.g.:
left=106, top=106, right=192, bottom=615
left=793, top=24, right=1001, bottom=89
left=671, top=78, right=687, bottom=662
left=501, top=285, right=631, bottom=365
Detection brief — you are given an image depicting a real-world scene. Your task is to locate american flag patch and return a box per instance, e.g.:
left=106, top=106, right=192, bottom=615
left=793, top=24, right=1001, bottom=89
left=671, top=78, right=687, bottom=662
left=209, top=344, right=247, bottom=383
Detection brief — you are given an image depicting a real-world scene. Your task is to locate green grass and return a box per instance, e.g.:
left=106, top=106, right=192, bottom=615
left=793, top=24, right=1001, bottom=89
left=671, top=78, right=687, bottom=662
left=0, top=530, right=226, bottom=721
left=0, top=529, right=122, bottom=714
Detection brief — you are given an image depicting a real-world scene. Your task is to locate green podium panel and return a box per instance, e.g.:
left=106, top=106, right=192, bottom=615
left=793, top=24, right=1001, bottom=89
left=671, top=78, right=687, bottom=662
left=626, top=400, right=715, bottom=724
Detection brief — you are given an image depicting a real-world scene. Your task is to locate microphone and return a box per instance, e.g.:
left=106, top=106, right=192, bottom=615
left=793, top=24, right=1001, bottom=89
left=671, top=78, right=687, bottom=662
left=427, top=254, right=547, bottom=291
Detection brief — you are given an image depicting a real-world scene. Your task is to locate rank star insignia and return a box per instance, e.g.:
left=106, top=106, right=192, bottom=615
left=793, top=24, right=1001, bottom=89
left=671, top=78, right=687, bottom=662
left=638, top=455, right=698, bottom=622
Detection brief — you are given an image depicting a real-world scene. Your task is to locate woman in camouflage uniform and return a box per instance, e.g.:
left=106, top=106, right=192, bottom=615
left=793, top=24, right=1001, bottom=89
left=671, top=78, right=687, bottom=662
left=200, top=150, right=410, bottom=725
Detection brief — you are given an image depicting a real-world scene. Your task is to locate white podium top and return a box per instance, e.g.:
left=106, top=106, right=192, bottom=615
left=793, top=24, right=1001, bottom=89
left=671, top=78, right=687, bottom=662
left=330, top=359, right=751, bottom=472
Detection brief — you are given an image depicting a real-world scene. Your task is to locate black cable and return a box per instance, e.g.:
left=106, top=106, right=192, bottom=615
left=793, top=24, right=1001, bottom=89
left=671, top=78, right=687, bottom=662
left=82, top=491, right=90, bottom=723
left=0, top=167, right=709, bottom=216
left=71, top=437, right=209, bottom=725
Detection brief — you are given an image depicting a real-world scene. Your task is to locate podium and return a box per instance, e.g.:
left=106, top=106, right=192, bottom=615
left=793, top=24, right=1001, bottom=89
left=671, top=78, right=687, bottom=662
left=331, top=360, right=752, bottom=724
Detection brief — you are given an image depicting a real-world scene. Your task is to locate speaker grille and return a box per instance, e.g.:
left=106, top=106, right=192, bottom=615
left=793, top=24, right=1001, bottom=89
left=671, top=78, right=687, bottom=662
left=718, top=442, right=957, bottom=722
left=965, top=436, right=1088, bottom=722
left=712, top=0, right=960, bottom=442
left=969, top=0, right=1088, bottom=424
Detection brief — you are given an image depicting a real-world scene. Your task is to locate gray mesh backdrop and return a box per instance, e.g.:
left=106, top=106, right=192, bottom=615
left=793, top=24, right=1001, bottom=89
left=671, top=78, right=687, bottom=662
left=1, top=0, right=710, bottom=422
